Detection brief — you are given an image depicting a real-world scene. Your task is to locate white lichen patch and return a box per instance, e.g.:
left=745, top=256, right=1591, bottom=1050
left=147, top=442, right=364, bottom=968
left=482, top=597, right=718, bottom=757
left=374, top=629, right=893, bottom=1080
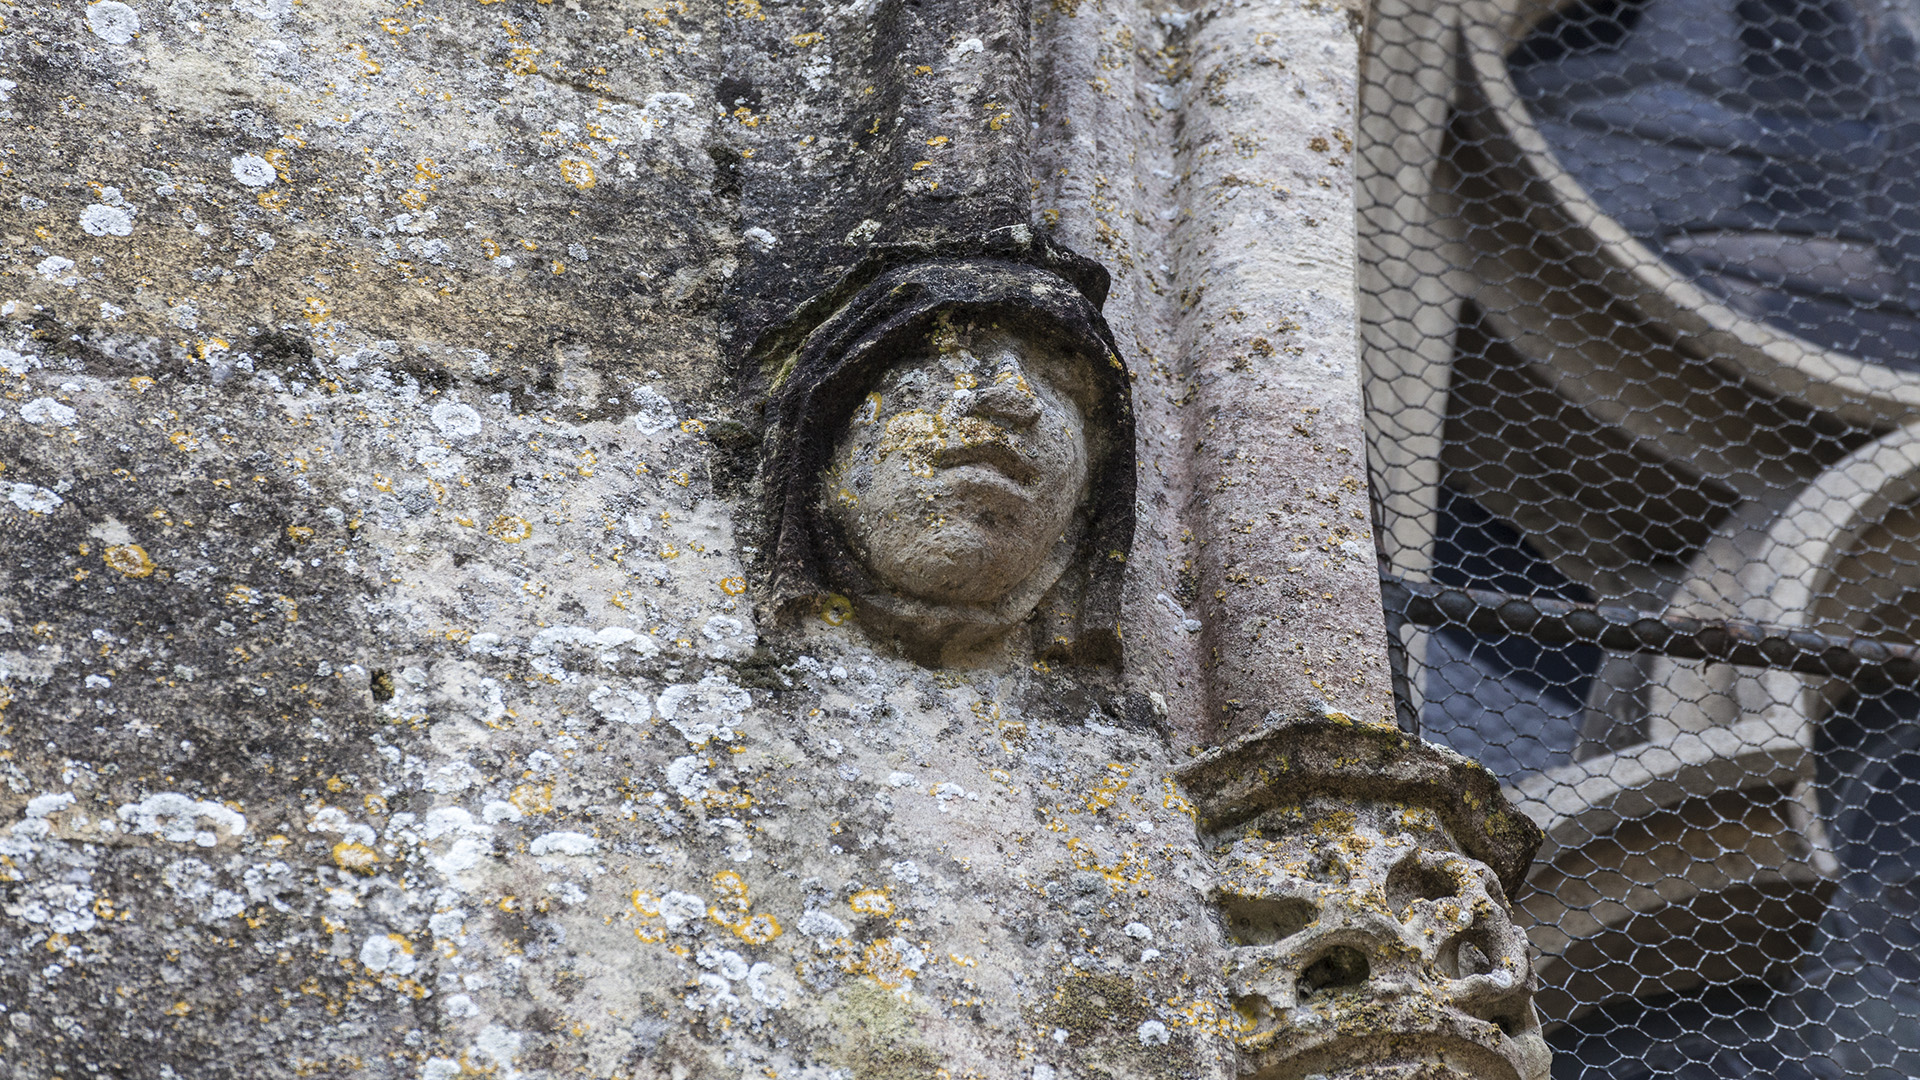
left=430, top=400, right=482, bottom=439
left=79, top=204, right=135, bottom=237
left=7, top=483, right=64, bottom=514
left=20, top=398, right=77, bottom=426
left=229, top=154, right=276, bottom=188
left=84, top=1, right=140, bottom=44
left=117, top=793, right=247, bottom=847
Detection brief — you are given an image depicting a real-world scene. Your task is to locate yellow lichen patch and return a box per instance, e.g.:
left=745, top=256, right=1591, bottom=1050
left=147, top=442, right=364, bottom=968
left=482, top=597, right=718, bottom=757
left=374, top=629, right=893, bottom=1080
left=559, top=158, right=596, bottom=189
left=167, top=429, right=201, bottom=453
left=819, top=593, right=853, bottom=626
left=1398, top=806, right=1442, bottom=834
left=697, top=787, right=753, bottom=813
left=878, top=408, right=1015, bottom=479
left=257, top=189, right=290, bottom=212
left=734, top=912, right=782, bottom=944
left=510, top=783, right=553, bottom=815
left=1083, top=763, right=1133, bottom=813
left=630, top=890, right=669, bottom=943
left=1066, top=837, right=1151, bottom=888
left=1161, top=778, right=1196, bottom=819
left=165, top=1000, right=192, bottom=1016
left=997, top=720, right=1027, bottom=753
left=789, top=30, right=823, bottom=46
left=487, top=515, right=532, bottom=543
left=128, top=375, right=155, bottom=393
left=718, top=576, right=746, bottom=596
left=332, top=842, right=380, bottom=874
left=103, top=544, right=155, bottom=578
left=710, top=870, right=749, bottom=913
left=849, top=889, right=893, bottom=917
left=845, top=938, right=916, bottom=991
left=287, top=525, right=315, bottom=544
left=346, top=42, right=381, bottom=75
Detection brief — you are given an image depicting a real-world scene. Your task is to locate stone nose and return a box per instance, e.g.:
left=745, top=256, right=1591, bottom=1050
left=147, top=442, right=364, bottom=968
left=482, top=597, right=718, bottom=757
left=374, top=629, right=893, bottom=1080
left=958, top=379, right=1042, bottom=427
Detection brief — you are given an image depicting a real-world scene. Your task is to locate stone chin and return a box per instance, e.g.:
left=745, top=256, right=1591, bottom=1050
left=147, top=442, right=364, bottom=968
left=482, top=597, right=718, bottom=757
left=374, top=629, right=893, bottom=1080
left=855, top=509, right=1067, bottom=608
left=833, top=515, right=1087, bottom=658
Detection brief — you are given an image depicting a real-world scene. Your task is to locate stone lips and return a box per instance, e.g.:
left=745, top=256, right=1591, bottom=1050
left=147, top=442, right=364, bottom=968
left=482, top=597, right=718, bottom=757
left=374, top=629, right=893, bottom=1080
left=1177, top=716, right=1549, bottom=1080
left=743, top=227, right=1137, bottom=663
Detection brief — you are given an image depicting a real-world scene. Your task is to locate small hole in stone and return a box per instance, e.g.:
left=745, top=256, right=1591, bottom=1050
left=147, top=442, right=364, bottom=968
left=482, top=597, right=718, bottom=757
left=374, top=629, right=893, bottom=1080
left=1468, top=1007, right=1529, bottom=1039
left=1458, top=939, right=1493, bottom=976
left=1437, top=929, right=1496, bottom=979
left=370, top=669, right=395, bottom=702
left=1385, top=854, right=1458, bottom=918
left=1231, top=992, right=1273, bottom=1028
left=1298, top=945, right=1370, bottom=997
left=1219, top=896, right=1319, bottom=946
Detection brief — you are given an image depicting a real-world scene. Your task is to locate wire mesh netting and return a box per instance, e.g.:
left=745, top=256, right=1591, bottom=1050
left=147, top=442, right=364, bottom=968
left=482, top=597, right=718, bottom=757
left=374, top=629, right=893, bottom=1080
left=1358, top=0, right=1920, bottom=1074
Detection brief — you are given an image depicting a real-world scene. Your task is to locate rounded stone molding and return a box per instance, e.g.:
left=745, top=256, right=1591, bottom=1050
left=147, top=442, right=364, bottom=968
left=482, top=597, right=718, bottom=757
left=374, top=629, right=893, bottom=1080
left=1738, top=421, right=1920, bottom=737
left=1455, top=0, right=1920, bottom=429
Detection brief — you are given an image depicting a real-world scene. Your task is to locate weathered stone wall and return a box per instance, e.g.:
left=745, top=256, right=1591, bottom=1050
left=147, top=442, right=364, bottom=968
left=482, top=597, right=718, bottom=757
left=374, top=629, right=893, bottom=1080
left=0, top=0, right=1409, bottom=1077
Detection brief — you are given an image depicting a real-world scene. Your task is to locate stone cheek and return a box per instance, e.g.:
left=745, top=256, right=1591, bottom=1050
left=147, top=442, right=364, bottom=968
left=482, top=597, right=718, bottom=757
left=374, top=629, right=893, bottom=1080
left=1203, top=798, right=1550, bottom=1080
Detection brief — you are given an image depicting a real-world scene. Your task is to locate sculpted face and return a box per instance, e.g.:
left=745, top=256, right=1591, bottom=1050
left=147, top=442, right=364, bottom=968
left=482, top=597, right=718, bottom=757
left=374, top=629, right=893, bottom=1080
left=822, top=326, right=1092, bottom=608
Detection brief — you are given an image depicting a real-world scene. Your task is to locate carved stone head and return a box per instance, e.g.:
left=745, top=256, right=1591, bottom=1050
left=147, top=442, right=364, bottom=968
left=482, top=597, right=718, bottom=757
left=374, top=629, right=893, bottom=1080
left=747, top=230, right=1134, bottom=664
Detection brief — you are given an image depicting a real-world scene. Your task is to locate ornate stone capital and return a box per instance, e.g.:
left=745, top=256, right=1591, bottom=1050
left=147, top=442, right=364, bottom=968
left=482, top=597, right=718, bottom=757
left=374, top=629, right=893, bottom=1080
left=1179, top=716, right=1551, bottom=1080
